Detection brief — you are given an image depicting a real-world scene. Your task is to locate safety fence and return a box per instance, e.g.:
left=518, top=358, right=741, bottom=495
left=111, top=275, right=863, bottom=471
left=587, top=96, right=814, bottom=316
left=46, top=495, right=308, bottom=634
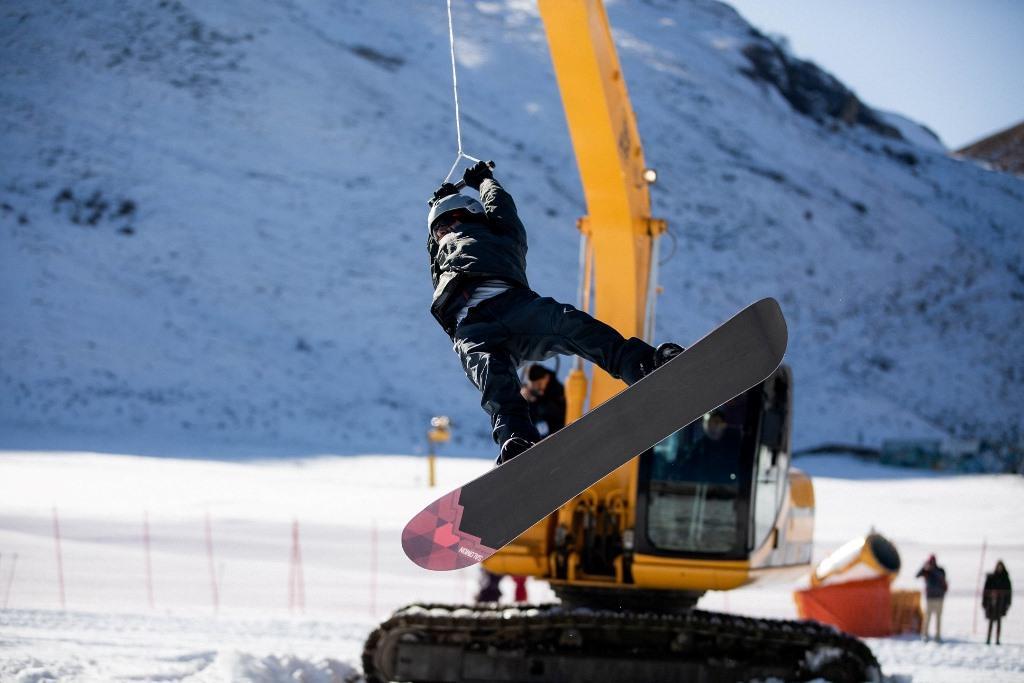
left=0, top=507, right=490, bottom=620
left=1, top=509, right=1017, bottom=641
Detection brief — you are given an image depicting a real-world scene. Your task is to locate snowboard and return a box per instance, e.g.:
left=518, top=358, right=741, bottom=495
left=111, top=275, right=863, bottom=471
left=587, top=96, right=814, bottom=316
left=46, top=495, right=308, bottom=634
left=402, top=297, right=788, bottom=571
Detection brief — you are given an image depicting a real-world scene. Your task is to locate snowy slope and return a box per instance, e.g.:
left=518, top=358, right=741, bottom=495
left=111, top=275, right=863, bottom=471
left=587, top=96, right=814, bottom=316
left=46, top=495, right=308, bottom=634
left=1, top=450, right=1022, bottom=682
left=1, top=0, right=1022, bottom=455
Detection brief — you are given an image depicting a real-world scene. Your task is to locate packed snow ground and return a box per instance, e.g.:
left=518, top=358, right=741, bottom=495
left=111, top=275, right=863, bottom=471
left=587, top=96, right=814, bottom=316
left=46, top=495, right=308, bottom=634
left=1, top=451, right=1021, bottom=682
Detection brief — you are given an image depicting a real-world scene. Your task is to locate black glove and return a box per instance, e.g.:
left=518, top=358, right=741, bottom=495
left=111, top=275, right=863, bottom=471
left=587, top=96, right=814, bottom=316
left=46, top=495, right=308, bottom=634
left=429, top=182, right=459, bottom=206
left=462, top=160, right=494, bottom=190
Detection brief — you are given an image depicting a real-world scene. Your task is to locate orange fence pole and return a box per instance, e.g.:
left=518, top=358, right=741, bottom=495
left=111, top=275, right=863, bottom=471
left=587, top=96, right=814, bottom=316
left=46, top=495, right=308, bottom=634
left=143, top=510, right=155, bottom=609
left=973, top=537, right=987, bottom=635
left=204, top=512, right=219, bottom=613
left=52, top=507, right=66, bottom=610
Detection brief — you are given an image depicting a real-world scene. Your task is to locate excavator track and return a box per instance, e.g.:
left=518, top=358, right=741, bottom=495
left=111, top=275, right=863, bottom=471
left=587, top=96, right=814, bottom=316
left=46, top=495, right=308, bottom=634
left=363, top=602, right=881, bottom=683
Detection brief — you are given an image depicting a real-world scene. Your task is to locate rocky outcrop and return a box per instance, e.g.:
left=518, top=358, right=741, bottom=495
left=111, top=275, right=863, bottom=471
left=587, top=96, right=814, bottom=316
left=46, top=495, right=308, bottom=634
left=741, top=33, right=902, bottom=140
left=956, top=121, right=1024, bottom=175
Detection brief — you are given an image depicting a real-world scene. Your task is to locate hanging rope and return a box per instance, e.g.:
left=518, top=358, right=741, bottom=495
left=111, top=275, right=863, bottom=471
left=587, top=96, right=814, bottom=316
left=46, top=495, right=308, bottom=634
left=443, top=0, right=481, bottom=183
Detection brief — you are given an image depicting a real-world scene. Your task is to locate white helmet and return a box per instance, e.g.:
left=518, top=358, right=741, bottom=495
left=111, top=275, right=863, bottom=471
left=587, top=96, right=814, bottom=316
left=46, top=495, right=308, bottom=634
left=427, top=193, right=485, bottom=232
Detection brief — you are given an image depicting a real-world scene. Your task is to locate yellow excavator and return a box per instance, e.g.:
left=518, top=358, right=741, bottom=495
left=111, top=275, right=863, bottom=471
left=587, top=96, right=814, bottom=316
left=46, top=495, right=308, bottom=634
left=364, top=1, right=880, bottom=680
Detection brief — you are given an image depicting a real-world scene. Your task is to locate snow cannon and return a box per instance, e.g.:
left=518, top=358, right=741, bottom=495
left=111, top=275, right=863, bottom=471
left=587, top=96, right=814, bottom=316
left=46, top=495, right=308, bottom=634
left=810, top=533, right=900, bottom=587
left=795, top=532, right=919, bottom=637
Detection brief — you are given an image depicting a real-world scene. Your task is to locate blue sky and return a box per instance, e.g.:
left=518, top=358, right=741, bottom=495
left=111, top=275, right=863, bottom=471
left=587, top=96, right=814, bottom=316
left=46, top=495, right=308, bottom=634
left=727, top=0, right=1024, bottom=149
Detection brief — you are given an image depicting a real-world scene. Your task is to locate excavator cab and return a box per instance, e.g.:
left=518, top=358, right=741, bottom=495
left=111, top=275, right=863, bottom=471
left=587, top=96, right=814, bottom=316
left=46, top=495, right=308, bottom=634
left=636, top=364, right=792, bottom=561
left=549, top=365, right=808, bottom=609
left=639, top=395, right=760, bottom=558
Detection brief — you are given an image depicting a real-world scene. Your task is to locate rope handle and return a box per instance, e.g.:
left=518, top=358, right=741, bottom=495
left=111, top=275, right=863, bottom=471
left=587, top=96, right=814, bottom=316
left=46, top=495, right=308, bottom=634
left=450, top=160, right=495, bottom=191
left=428, top=160, right=495, bottom=206
left=442, top=0, right=487, bottom=184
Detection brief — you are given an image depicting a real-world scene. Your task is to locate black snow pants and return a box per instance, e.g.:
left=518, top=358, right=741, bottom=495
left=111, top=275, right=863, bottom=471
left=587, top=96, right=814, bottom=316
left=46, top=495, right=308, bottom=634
left=453, top=288, right=655, bottom=446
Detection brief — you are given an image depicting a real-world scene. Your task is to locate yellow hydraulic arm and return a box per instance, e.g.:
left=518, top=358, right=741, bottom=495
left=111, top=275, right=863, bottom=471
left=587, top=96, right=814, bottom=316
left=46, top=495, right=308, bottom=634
left=484, top=0, right=665, bottom=579
left=538, top=0, right=666, bottom=416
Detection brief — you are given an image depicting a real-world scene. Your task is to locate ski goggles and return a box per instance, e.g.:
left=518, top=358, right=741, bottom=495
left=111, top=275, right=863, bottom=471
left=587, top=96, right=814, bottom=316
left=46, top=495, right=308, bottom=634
left=432, top=210, right=476, bottom=235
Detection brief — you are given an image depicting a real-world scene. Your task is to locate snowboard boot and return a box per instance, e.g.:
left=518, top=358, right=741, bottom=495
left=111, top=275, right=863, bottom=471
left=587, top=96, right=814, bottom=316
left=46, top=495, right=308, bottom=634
left=655, top=342, right=685, bottom=367
left=497, top=437, right=535, bottom=465
left=640, top=342, right=685, bottom=377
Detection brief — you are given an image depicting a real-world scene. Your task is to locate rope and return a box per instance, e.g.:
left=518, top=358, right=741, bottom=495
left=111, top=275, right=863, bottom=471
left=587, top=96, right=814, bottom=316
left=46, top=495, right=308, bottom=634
left=443, top=0, right=481, bottom=183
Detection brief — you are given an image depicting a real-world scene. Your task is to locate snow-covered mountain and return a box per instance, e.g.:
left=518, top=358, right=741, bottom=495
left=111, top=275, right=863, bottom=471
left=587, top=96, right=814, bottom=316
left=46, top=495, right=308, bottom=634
left=2, top=0, right=1021, bottom=455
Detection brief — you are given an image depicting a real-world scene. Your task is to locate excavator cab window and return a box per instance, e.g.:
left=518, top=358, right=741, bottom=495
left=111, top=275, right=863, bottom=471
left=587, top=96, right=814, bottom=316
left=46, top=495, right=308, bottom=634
left=750, top=370, right=791, bottom=549
left=636, top=391, right=757, bottom=558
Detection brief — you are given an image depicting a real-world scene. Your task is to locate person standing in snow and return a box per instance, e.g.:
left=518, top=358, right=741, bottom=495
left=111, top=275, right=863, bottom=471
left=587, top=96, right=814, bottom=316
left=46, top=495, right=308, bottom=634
left=474, top=364, right=566, bottom=604
left=982, top=560, right=1012, bottom=645
left=426, top=161, right=683, bottom=464
left=521, top=363, right=566, bottom=438
left=473, top=569, right=530, bottom=604
left=916, top=554, right=948, bottom=642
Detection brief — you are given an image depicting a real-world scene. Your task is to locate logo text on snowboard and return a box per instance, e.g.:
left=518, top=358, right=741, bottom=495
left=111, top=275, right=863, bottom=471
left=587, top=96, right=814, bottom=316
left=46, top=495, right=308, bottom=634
left=458, top=547, right=484, bottom=561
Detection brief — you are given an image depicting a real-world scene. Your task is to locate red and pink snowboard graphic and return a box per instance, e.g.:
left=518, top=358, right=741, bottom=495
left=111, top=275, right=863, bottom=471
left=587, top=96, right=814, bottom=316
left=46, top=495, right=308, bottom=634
left=402, top=489, right=497, bottom=570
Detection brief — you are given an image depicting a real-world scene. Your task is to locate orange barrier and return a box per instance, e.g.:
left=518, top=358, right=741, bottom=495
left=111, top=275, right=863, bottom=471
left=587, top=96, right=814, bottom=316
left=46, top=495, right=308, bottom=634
left=890, top=589, right=923, bottom=635
left=794, top=576, right=893, bottom=637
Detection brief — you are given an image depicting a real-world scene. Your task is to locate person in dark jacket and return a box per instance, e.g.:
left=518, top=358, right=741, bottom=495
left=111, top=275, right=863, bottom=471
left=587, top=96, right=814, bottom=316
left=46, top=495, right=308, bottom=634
left=982, top=560, right=1012, bottom=645
left=522, top=363, right=566, bottom=437
left=689, top=410, right=743, bottom=485
left=474, top=363, right=567, bottom=604
left=427, top=161, right=682, bottom=463
left=916, top=554, right=948, bottom=642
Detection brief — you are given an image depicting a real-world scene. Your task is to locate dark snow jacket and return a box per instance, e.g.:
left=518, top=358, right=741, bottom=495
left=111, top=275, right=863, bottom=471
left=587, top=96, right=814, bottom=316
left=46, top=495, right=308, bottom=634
left=917, top=564, right=948, bottom=600
left=983, top=569, right=1012, bottom=620
left=528, top=370, right=566, bottom=435
left=427, top=178, right=529, bottom=337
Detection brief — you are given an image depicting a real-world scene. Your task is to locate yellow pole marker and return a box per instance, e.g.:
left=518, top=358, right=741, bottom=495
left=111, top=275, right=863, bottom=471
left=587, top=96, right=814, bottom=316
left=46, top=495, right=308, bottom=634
left=427, top=416, right=451, bottom=488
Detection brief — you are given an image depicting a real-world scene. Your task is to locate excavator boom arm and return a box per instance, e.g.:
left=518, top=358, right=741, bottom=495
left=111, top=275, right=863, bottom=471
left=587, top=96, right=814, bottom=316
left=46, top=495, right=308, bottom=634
left=539, top=0, right=664, bottom=408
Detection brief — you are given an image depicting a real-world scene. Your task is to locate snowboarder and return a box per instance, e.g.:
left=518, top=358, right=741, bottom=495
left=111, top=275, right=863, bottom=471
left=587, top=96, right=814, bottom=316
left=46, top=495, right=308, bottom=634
left=916, top=554, right=948, bottom=642
left=427, top=161, right=682, bottom=463
left=982, top=560, right=1012, bottom=645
